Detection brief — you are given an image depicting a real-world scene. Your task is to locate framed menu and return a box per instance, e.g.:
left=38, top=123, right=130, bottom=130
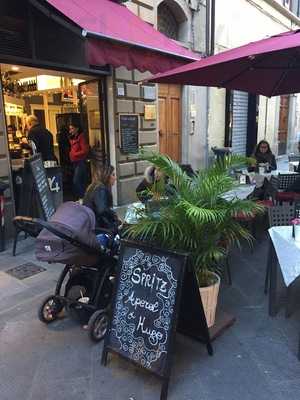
left=119, top=114, right=139, bottom=154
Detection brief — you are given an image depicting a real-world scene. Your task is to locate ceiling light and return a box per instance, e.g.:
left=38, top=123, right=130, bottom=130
left=11, top=66, right=19, bottom=72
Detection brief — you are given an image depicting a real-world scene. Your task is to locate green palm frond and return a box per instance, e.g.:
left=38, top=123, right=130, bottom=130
left=130, top=151, right=261, bottom=285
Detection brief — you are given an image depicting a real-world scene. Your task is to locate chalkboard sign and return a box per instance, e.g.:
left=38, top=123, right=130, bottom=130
left=28, top=154, right=55, bottom=220
left=102, top=240, right=213, bottom=400
left=119, top=114, right=139, bottom=154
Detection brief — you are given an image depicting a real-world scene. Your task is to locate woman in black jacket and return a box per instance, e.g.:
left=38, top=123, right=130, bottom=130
left=249, top=140, right=277, bottom=172
left=83, top=162, right=120, bottom=232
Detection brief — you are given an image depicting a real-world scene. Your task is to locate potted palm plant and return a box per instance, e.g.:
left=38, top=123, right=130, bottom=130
left=125, top=152, right=263, bottom=327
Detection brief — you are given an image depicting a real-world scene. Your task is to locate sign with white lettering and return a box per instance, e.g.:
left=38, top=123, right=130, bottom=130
left=102, top=240, right=189, bottom=398
left=28, top=154, right=55, bottom=220
left=119, top=114, right=139, bottom=154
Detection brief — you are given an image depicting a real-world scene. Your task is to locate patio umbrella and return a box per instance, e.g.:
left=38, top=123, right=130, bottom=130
left=147, top=30, right=300, bottom=97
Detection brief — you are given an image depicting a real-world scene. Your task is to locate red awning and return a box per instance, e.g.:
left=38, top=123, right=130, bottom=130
left=46, top=0, right=200, bottom=73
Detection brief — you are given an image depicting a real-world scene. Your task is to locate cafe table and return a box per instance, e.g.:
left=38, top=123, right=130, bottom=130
left=267, top=225, right=300, bottom=317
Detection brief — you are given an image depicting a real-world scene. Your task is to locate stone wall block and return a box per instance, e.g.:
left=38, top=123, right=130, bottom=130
left=0, top=136, right=6, bottom=154
left=139, top=144, right=158, bottom=153
left=126, top=2, right=138, bottom=15
left=133, top=70, right=151, bottom=82
left=139, top=7, right=154, bottom=24
left=136, top=160, right=151, bottom=174
left=137, top=0, right=153, bottom=7
left=126, top=83, right=140, bottom=98
left=117, top=149, right=140, bottom=162
left=134, top=101, right=145, bottom=114
left=139, top=130, right=157, bottom=145
left=115, top=66, right=132, bottom=81
left=0, top=158, right=9, bottom=177
left=141, top=117, right=156, bottom=130
left=119, top=162, right=135, bottom=177
left=117, top=99, right=134, bottom=113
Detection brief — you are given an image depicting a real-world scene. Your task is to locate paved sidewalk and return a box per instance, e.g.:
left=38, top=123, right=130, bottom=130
left=1, top=225, right=300, bottom=399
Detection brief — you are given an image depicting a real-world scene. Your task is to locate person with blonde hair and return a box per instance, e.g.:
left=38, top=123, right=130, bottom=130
left=25, top=114, right=56, bottom=161
left=83, top=161, right=121, bottom=232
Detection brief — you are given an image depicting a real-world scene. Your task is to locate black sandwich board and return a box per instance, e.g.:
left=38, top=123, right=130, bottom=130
left=28, top=154, right=55, bottom=220
left=119, top=114, right=139, bottom=154
left=13, top=154, right=56, bottom=256
left=102, top=240, right=212, bottom=400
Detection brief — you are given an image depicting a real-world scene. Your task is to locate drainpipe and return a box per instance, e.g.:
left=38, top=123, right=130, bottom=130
left=210, top=0, right=215, bottom=56
left=206, top=0, right=211, bottom=56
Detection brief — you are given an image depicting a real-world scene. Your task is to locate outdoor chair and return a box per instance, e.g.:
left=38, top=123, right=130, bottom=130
left=269, top=174, right=300, bottom=204
left=265, top=204, right=295, bottom=318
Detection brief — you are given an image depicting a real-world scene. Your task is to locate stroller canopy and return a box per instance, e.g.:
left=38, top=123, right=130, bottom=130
left=36, top=202, right=101, bottom=266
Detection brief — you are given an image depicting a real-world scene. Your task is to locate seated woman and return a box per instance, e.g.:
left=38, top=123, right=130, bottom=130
left=83, top=161, right=121, bottom=233
left=136, top=166, right=162, bottom=203
left=249, top=140, right=277, bottom=173
left=136, top=165, right=175, bottom=203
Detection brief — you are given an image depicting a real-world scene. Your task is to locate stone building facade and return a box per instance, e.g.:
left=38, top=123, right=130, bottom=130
left=112, top=0, right=209, bottom=205
left=208, top=0, right=300, bottom=158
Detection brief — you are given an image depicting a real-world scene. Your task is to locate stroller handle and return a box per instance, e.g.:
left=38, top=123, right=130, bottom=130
left=14, top=216, right=101, bottom=254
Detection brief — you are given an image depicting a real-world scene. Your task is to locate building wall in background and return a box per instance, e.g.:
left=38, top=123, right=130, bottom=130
left=112, top=0, right=208, bottom=206
left=209, top=0, right=300, bottom=158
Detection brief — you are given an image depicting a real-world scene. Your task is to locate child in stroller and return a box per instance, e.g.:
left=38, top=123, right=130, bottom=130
left=14, top=201, right=120, bottom=342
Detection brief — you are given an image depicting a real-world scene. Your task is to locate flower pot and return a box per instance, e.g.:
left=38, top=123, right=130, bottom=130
left=199, top=272, right=220, bottom=328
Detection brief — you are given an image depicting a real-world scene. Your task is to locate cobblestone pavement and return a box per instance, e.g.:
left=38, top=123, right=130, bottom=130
left=1, top=181, right=300, bottom=399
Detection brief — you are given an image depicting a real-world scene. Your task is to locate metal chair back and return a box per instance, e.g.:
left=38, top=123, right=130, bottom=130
left=278, top=173, right=300, bottom=190
left=268, top=205, right=294, bottom=227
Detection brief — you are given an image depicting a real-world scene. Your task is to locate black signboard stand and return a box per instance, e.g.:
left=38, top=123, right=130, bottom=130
left=13, top=154, right=56, bottom=255
left=102, top=240, right=212, bottom=400
left=119, top=114, right=139, bottom=154
left=28, top=154, right=56, bottom=220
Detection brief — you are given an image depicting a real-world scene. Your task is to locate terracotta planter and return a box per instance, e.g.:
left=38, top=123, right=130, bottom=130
left=199, top=272, right=220, bottom=328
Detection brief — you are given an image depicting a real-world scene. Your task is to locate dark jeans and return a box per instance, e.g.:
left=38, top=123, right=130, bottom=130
left=72, top=160, right=88, bottom=199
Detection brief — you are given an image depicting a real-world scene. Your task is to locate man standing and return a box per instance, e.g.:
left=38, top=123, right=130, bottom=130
left=26, top=115, right=56, bottom=161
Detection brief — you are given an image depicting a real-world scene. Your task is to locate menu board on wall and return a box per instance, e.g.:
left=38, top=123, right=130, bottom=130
left=119, top=114, right=139, bottom=154
left=102, top=240, right=189, bottom=399
left=29, top=154, right=55, bottom=220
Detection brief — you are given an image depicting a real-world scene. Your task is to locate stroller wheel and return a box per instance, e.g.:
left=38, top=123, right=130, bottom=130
left=38, top=295, right=63, bottom=324
left=88, top=310, right=109, bottom=342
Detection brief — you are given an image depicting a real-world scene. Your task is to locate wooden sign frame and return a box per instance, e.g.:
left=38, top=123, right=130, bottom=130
left=101, top=239, right=212, bottom=400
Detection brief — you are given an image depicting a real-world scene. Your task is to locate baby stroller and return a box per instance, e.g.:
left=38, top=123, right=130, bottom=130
left=13, top=202, right=119, bottom=342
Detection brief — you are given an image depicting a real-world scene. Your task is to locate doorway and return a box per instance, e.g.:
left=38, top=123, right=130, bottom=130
left=158, top=84, right=182, bottom=162
left=0, top=63, right=108, bottom=209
